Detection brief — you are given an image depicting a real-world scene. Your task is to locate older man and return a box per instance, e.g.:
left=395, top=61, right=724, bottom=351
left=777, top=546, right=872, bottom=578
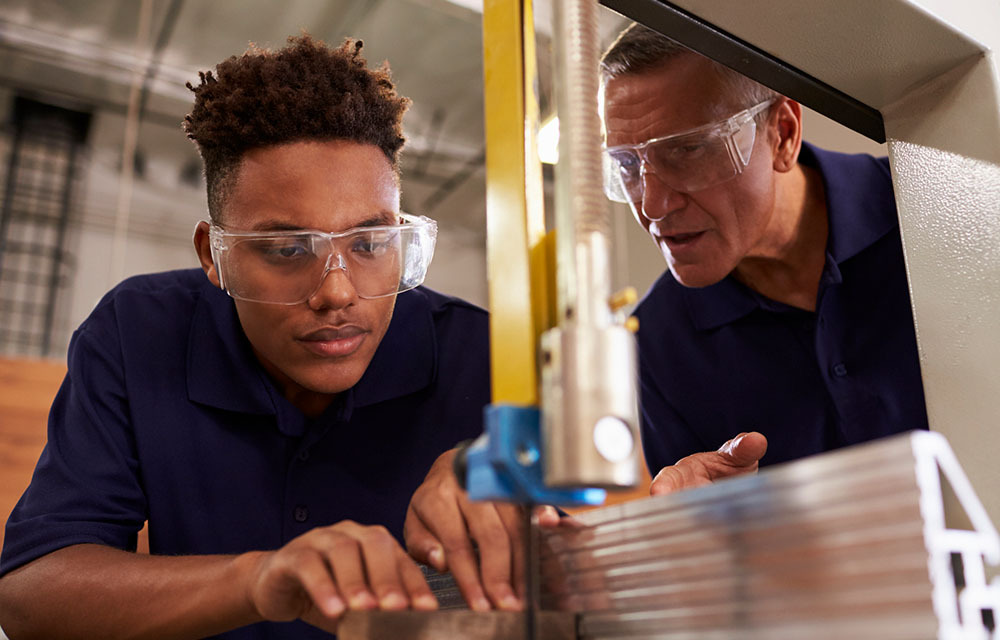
left=600, top=24, right=929, bottom=492
left=403, top=21, right=930, bottom=612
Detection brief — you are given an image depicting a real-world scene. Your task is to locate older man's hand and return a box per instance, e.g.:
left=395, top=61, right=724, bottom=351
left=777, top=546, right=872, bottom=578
left=649, top=431, right=768, bottom=496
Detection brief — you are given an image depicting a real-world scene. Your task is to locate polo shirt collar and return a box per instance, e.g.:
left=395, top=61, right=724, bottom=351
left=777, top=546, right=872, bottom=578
left=682, top=142, right=897, bottom=331
left=186, top=280, right=437, bottom=425
left=186, top=281, right=276, bottom=416
left=799, top=141, right=897, bottom=264
left=351, top=289, right=437, bottom=409
left=683, top=277, right=760, bottom=331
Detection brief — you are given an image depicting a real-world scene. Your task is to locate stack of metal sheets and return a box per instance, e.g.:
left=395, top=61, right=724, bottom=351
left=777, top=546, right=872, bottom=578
left=539, top=430, right=999, bottom=639
left=418, top=431, right=999, bottom=639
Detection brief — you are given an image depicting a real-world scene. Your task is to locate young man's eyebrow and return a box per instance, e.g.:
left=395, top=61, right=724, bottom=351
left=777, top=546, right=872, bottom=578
left=249, top=221, right=305, bottom=232
left=354, top=212, right=398, bottom=228
left=247, top=212, right=397, bottom=233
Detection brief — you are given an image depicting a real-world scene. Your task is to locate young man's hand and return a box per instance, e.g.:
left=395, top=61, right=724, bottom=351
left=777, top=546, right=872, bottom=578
left=245, top=521, right=438, bottom=632
left=649, top=431, right=768, bottom=495
left=403, top=448, right=560, bottom=612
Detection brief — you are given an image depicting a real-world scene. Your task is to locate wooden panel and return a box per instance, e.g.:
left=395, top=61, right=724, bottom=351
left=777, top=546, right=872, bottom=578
left=0, top=356, right=65, bottom=549
left=0, top=357, right=148, bottom=553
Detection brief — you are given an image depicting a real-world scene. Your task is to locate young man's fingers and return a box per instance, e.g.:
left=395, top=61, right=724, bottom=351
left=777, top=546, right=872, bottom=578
left=408, top=486, right=471, bottom=569
left=464, top=502, right=520, bottom=611
left=414, top=502, right=491, bottom=612
left=395, top=547, right=439, bottom=611
left=324, top=535, right=377, bottom=610
left=440, top=540, right=491, bottom=611
left=496, top=504, right=526, bottom=605
left=355, top=527, right=410, bottom=610
left=292, top=552, right=346, bottom=620
left=403, top=508, right=446, bottom=571
left=533, top=505, right=562, bottom=528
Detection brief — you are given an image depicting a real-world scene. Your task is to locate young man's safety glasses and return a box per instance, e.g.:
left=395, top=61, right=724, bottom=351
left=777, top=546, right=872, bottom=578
left=602, top=98, right=777, bottom=203
left=208, top=213, right=437, bottom=305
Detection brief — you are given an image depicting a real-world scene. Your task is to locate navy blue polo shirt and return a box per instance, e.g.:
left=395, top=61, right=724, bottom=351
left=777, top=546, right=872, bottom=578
left=635, top=142, right=929, bottom=472
left=1, top=268, right=489, bottom=639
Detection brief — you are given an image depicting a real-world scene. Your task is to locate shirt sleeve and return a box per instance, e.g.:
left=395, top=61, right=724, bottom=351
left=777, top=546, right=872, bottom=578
left=1, top=310, right=147, bottom=576
left=637, top=356, right=707, bottom=475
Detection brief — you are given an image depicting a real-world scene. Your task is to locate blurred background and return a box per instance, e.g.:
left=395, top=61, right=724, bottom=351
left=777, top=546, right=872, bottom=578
left=0, top=0, right=886, bottom=538
left=0, top=0, right=885, bottom=361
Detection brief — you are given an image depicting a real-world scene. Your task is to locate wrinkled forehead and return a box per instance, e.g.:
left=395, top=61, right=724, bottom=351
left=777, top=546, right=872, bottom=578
left=601, top=54, right=742, bottom=146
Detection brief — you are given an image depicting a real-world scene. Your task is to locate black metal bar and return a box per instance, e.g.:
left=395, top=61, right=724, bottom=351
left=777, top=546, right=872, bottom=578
left=1, top=240, right=68, bottom=257
left=0, top=267, right=64, bottom=287
left=0, top=299, right=47, bottom=315
left=598, top=0, right=886, bottom=143
left=0, top=121, right=24, bottom=284
left=0, top=73, right=182, bottom=129
left=42, top=137, right=81, bottom=356
left=0, top=97, right=90, bottom=355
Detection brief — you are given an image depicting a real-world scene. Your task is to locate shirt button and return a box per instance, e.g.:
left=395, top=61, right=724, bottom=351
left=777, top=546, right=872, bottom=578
left=298, top=449, right=310, bottom=462
left=832, top=363, right=848, bottom=377
left=293, top=505, right=309, bottom=522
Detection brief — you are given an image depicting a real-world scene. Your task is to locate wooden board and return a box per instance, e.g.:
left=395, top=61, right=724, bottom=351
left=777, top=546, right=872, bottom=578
left=338, top=610, right=577, bottom=640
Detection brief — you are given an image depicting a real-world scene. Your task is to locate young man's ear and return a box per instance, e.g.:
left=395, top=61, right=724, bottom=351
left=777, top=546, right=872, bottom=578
left=192, top=220, right=222, bottom=289
left=770, top=98, right=803, bottom=173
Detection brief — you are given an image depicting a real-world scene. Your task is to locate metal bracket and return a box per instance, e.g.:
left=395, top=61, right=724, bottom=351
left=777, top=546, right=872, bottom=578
left=464, top=404, right=606, bottom=506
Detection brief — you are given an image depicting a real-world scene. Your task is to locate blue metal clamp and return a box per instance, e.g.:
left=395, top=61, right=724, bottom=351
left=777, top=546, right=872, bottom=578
left=462, top=404, right=606, bottom=506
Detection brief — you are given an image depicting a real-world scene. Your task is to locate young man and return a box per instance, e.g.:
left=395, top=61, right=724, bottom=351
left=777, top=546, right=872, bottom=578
left=0, top=35, right=489, bottom=639
left=600, top=24, right=928, bottom=493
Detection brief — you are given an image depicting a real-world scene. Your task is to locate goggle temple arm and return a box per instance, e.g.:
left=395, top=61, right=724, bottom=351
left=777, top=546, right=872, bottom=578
left=207, top=225, right=228, bottom=292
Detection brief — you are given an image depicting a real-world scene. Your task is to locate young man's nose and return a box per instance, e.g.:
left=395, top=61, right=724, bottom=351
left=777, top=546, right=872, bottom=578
left=639, top=170, right=688, bottom=223
left=307, top=257, right=358, bottom=311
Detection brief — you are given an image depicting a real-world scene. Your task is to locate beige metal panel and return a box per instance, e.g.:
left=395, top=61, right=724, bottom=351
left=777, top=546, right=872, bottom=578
left=884, top=53, right=1000, bottom=528
left=665, top=0, right=983, bottom=109
left=883, top=46, right=1000, bottom=166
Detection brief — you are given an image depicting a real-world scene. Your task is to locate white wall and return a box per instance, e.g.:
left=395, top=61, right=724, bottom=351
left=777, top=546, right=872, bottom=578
left=57, top=109, right=205, bottom=354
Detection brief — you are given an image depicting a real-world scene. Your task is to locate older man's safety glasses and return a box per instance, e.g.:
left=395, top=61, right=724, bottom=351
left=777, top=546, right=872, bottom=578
left=209, top=213, right=437, bottom=305
left=602, top=98, right=776, bottom=203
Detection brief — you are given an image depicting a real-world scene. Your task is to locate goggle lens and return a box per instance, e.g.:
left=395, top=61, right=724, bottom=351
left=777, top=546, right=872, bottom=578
left=210, top=215, right=436, bottom=304
left=602, top=98, right=774, bottom=203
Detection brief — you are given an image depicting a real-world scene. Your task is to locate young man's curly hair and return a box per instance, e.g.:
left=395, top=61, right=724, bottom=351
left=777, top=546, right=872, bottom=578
left=183, top=34, right=411, bottom=221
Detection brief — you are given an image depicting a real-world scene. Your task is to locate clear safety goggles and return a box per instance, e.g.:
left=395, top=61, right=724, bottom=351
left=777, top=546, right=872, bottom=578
left=209, top=213, right=437, bottom=304
left=602, top=98, right=776, bottom=203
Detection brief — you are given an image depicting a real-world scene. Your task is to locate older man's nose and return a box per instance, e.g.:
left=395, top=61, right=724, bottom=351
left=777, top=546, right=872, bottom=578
left=640, top=171, right=688, bottom=223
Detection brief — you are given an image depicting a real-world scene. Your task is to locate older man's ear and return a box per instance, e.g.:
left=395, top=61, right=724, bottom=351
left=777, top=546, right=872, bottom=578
left=770, top=98, right=803, bottom=174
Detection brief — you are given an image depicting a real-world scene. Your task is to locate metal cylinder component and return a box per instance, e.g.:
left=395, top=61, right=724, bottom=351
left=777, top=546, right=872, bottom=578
left=552, top=0, right=611, bottom=326
left=540, top=324, right=640, bottom=489
left=555, top=0, right=606, bottom=238
left=545, top=0, right=640, bottom=491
